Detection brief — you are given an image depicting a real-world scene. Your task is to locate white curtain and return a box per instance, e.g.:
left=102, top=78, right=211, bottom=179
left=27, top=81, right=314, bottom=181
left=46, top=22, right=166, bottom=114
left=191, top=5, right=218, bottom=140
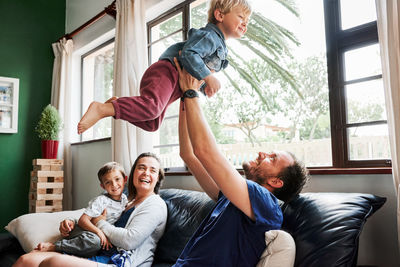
left=376, top=0, right=400, bottom=252
left=113, top=0, right=152, bottom=172
left=50, top=38, right=74, bottom=210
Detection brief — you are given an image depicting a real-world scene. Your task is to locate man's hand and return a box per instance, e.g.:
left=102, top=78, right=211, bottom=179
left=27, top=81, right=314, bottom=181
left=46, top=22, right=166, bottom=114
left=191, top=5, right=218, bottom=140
left=203, top=74, right=221, bottom=97
left=174, top=57, right=203, bottom=93
left=91, top=209, right=107, bottom=225
left=59, top=219, right=75, bottom=237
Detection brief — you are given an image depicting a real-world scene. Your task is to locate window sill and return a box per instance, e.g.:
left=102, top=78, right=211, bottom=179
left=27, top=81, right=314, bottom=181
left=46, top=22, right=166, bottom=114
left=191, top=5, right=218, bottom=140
left=71, top=137, right=111, bottom=146
left=165, top=167, right=392, bottom=176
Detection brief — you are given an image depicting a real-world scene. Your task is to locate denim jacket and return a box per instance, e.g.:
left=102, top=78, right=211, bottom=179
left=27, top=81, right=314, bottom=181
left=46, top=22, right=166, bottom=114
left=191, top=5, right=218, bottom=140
left=159, top=23, right=229, bottom=80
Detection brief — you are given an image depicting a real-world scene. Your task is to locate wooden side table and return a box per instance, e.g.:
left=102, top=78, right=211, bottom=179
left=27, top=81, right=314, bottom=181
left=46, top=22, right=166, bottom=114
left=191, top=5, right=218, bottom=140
left=29, top=159, right=64, bottom=213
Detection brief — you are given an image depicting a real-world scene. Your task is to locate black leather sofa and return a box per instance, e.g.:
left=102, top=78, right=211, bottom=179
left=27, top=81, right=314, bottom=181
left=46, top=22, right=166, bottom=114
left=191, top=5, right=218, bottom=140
left=0, top=188, right=386, bottom=267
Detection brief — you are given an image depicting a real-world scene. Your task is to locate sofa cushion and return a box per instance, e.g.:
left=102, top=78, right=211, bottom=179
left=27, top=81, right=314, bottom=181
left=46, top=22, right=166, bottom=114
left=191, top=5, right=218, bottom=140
left=4, top=209, right=84, bottom=252
left=281, top=192, right=386, bottom=267
left=153, top=189, right=216, bottom=265
left=257, top=230, right=296, bottom=267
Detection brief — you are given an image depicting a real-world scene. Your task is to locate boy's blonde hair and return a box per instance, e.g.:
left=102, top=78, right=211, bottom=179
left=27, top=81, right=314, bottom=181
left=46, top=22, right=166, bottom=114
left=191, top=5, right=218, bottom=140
left=207, top=0, right=252, bottom=24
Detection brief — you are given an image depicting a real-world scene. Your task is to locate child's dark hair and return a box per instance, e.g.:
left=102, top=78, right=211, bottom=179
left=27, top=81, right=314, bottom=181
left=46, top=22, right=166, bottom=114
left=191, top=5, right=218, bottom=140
left=128, top=152, right=165, bottom=200
left=97, top=162, right=126, bottom=184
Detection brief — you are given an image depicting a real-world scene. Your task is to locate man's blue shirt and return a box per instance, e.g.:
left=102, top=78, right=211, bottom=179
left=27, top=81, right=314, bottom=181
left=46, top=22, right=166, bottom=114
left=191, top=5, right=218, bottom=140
left=173, top=180, right=283, bottom=267
left=159, top=23, right=229, bottom=80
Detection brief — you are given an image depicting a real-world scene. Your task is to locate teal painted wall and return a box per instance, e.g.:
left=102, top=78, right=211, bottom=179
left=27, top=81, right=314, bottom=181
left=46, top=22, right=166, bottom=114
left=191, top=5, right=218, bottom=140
left=0, top=0, right=65, bottom=231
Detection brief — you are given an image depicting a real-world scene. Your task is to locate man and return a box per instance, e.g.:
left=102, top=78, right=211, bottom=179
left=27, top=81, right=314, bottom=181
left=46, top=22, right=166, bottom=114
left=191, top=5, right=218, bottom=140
left=174, top=57, right=308, bottom=267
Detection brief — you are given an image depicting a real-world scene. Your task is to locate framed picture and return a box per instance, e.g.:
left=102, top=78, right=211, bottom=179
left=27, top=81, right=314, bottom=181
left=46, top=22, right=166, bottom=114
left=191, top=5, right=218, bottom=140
left=0, top=76, right=19, bottom=133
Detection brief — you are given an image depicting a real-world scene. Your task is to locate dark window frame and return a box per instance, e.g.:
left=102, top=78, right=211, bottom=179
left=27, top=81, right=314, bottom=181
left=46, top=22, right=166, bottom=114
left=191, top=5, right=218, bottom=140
left=324, top=0, right=391, bottom=168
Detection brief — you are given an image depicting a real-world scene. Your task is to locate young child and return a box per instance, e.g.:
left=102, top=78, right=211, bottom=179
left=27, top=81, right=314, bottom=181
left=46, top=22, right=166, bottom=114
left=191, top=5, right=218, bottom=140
left=35, top=162, right=128, bottom=257
left=77, top=0, right=252, bottom=134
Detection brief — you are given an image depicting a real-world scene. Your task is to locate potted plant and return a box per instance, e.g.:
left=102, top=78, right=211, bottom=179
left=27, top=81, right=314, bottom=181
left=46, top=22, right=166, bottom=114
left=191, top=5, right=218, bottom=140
left=35, top=104, right=63, bottom=159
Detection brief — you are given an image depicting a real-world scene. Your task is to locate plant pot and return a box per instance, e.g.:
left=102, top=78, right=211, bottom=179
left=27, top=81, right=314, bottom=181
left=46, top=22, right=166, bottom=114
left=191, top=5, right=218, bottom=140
left=41, top=140, right=59, bottom=159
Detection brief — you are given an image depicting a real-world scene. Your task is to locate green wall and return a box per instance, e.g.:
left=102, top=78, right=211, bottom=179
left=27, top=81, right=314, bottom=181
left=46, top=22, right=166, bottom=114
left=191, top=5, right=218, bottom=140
left=0, top=0, right=65, bottom=231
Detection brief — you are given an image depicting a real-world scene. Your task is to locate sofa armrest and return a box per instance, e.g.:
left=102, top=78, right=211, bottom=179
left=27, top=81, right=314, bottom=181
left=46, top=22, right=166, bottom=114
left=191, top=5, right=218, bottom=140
left=281, top=192, right=386, bottom=267
left=0, top=232, right=23, bottom=253
left=0, top=232, right=24, bottom=267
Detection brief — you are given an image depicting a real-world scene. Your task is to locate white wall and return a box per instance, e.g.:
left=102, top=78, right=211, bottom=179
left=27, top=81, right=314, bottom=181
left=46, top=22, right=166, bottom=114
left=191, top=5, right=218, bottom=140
left=67, top=1, right=399, bottom=266
left=71, top=140, right=112, bottom=209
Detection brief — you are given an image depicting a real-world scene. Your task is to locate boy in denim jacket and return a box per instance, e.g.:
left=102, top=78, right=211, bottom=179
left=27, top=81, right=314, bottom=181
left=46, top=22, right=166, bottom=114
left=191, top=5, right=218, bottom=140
left=78, top=0, right=252, bottom=134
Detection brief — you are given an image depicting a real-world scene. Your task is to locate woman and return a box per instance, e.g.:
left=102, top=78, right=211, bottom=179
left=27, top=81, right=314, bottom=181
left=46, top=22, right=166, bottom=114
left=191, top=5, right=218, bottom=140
left=13, top=152, right=168, bottom=267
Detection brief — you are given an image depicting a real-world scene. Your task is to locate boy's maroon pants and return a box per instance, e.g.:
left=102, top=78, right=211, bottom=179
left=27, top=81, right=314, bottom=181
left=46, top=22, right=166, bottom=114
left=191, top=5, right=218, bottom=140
left=112, top=60, right=182, bottom=132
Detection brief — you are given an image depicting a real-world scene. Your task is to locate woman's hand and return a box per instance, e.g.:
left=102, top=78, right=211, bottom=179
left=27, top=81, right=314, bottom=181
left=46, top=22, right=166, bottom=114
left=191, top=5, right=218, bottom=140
left=91, top=209, right=107, bottom=225
left=174, top=57, right=203, bottom=93
left=59, top=219, right=75, bottom=237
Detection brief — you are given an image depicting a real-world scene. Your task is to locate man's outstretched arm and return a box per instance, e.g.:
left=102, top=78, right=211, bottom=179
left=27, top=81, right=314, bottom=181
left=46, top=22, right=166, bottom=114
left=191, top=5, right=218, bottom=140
left=179, top=101, right=219, bottom=201
left=174, top=58, right=255, bottom=220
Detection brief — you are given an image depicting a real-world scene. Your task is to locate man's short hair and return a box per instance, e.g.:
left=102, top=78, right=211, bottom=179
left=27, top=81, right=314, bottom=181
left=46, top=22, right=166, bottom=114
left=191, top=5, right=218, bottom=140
left=273, top=152, right=309, bottom=202
left=207, top=0, right=252, bottom=24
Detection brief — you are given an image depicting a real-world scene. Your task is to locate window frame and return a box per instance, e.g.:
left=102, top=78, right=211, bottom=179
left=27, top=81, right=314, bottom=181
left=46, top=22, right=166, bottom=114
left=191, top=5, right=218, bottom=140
left=323, top=0, right=391, bottom=168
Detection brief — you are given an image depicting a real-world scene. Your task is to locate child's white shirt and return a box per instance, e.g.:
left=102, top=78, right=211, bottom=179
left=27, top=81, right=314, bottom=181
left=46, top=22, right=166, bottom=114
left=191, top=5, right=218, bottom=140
left=84, top=194, right=128, bottom=224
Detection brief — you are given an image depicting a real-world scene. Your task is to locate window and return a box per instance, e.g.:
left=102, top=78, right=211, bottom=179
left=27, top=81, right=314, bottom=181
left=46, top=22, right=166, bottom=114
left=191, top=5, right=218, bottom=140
left=148, top=0, right=389, bottom=170
left=324, top=0, right=390, bottom=167
left=81, top=40, right=115, bottom=142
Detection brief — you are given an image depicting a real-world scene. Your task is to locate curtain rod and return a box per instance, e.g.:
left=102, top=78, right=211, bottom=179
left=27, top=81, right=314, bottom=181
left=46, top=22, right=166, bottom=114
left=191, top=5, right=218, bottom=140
left=58, top=0, right=116, bottom=41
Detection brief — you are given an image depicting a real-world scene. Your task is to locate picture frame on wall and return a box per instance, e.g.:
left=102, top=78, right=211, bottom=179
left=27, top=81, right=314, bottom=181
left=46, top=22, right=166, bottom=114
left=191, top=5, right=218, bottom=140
left=0, top=76, right=19, bottom=133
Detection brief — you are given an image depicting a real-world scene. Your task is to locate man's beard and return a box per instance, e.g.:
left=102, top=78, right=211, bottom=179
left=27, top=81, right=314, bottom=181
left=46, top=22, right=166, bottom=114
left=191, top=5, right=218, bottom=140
left=242, top=161, right=254, bottom=180
left=242, top=161, right=264, bottom=185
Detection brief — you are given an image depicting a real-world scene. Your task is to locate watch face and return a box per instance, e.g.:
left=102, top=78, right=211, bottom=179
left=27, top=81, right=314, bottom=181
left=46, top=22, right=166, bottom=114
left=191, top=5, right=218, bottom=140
left=185, top=89, right=199, bottom=98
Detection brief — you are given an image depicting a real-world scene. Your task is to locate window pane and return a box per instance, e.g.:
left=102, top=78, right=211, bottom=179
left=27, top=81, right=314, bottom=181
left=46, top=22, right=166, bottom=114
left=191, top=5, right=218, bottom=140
left=151, top=13, right=182, bottom=41
left=150, top=32, right=182, bottom=63
left=158, top=116, right=178, bottom=146
left=152, top=102, right=179, bottom=149
left=153, top=116, right=182, bottom=169
left=81, top=42, right=114, bottom=141
left=344, top=44, right=381, bottom=81
left=340, top=0, right=377, bottom=30
left=154, top=146, right=183, bottom=169
left=348, top=124, right=390, bottom=160
left=346, top=79, right=386, bottom=124
left=190, top=0, right=208, bottom=29
left=165, top=99, right=180, bottom=118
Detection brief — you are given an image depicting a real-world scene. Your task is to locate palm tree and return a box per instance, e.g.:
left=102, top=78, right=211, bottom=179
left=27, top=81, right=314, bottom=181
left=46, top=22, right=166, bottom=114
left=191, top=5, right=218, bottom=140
left=223, top=5, right=302, bottom=107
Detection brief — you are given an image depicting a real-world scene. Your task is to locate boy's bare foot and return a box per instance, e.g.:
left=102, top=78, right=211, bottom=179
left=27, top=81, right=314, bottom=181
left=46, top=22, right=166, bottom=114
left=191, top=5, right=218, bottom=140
left=77, top=100, right=116, bottom=134
left=35, top=242, right=56, bottom=252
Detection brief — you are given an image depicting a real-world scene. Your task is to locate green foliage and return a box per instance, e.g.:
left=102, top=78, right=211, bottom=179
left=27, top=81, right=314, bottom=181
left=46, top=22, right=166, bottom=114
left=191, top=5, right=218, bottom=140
left=35, top=104, right=63, bottom=140
left=347, top=101, right=384, bottom=123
